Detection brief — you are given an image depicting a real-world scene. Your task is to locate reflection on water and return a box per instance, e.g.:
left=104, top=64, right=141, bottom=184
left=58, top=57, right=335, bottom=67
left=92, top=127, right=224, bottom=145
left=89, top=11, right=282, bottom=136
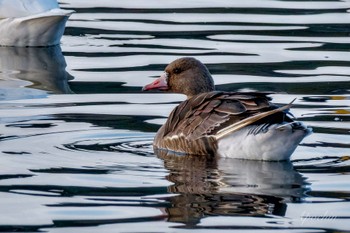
left=160, top=153, right=308, bottom=226
left=0, top=0, right=350, bottom=232
left=0, top=46, right=73, bottom=100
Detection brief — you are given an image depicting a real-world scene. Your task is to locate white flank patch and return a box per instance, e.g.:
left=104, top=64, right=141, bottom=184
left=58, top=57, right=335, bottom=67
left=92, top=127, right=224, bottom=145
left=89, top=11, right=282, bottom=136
left=217, top=122, right=311, bottom=161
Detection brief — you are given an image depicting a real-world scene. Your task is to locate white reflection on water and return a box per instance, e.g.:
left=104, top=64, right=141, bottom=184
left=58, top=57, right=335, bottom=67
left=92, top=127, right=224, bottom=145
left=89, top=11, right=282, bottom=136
left=60, top=0, right=350, bottom=10
left=69, top=12, right=350, bottom=24
left=0, top=46, right=72, bottom=100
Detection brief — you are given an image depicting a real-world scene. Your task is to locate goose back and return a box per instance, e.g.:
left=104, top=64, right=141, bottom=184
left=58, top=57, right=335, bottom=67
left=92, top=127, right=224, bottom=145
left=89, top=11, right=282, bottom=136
left=154, top=91, right=282, bottom=155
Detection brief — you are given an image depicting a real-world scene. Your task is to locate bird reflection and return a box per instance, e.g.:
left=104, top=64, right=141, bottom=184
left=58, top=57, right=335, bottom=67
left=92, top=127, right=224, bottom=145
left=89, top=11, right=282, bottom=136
left=0, top=46, right=73, bottom=99
left=156, top=150, right=309, bottom=226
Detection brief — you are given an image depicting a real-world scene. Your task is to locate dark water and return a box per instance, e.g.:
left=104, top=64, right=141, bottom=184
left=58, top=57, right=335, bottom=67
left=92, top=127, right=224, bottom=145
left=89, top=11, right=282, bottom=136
left=0, top=0, right=350, bottom=232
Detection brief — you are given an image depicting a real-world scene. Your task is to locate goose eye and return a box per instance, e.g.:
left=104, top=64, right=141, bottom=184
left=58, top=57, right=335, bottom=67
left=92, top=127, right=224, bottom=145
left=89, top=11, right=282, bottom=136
left=173, top=68, right=182, bottom=74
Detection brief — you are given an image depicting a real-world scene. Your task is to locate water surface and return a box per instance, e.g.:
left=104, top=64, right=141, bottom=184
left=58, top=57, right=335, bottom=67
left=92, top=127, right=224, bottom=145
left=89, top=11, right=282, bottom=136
left=0, top=0, right=350, bottom=232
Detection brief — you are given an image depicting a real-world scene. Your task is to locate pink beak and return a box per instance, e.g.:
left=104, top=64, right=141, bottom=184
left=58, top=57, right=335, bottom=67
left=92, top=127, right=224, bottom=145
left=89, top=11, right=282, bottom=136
left=142, top=73, right=169, bottom=91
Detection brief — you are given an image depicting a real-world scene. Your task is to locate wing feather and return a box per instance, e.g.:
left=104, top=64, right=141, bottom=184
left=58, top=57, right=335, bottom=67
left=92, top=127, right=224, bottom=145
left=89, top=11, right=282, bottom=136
left=161, top=92, right=280, bottom=145
left=215, top=100, right=246, bottom=115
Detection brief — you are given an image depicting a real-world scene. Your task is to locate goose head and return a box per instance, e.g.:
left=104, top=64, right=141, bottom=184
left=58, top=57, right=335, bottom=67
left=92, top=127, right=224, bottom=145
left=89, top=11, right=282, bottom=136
left=143, top=57, right=215, bottom=98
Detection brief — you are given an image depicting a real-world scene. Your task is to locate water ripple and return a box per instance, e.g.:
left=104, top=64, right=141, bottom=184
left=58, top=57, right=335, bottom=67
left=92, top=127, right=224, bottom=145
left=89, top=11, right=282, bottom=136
left=63, top=136, right=154, bottom=156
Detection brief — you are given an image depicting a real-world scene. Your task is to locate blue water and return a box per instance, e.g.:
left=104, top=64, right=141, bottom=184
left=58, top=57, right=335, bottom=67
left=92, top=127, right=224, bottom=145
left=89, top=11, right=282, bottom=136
left=0, top=0, right=350, bottom=232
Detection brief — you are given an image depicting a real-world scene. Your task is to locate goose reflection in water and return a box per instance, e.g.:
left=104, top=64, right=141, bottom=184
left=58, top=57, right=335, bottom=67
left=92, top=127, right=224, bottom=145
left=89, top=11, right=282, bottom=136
left=156, top=150, right=309, bottom=227
left=0, top=46, right=73, bottom=100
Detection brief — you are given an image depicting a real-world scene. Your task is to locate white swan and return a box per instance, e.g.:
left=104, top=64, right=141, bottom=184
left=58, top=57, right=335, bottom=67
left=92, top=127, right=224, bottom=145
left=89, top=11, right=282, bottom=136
left=0, top=0, right=74, bottom=47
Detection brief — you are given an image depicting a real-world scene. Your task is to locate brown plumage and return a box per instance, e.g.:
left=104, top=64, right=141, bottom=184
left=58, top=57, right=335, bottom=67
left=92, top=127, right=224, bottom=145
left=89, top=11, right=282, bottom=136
left=143, top=57, right=310, bottom=160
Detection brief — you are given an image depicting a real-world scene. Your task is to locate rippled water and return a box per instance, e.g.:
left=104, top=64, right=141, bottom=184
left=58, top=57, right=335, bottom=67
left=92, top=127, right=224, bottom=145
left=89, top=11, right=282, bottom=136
left=0, top=0, right=350, bottom=232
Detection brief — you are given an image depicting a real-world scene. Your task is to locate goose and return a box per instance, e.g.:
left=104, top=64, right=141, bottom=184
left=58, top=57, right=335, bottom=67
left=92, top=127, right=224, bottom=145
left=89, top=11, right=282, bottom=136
left=0, top=0, right=74, bottom=47
left=143, top=57, right=311, bottom=161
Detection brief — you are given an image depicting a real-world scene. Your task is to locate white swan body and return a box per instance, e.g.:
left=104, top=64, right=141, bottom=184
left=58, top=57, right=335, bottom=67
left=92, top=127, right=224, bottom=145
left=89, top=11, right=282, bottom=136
left=0, top=0, right=73, bottom=47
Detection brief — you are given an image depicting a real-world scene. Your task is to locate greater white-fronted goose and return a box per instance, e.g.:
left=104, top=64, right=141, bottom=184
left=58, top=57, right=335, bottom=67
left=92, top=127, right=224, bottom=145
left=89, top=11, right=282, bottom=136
left=143, top=57, right=311, bottom=161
